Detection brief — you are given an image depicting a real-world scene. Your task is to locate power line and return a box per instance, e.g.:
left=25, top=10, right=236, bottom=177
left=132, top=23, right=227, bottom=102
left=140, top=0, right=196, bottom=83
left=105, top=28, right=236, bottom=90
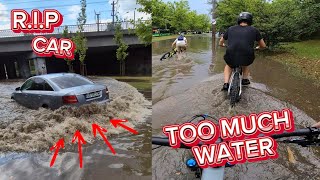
left=0, top=1, right=108, bottom=12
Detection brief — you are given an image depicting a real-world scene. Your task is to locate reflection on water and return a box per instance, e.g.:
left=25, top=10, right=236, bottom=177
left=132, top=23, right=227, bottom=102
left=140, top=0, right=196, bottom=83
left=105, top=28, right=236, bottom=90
left=152, top=35, right=320, bottom=179
left=152, top=34, right=213, bottom=104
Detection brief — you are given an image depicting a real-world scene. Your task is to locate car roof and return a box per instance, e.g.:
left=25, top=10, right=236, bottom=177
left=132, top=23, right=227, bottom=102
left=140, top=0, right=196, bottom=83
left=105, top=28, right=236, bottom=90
left=27, top=73, right=94, bottom=91
left=32, top=73, right=81, bottom=81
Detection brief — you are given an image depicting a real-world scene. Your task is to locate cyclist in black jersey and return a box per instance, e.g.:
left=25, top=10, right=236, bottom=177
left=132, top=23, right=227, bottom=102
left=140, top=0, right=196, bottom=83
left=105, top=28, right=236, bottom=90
left=219, top=12, right=266, bottom=91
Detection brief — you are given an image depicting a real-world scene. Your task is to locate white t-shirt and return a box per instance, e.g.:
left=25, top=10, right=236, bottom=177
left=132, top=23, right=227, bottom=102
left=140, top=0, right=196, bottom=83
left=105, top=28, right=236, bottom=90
left=174, top=37, right=187, bottom=45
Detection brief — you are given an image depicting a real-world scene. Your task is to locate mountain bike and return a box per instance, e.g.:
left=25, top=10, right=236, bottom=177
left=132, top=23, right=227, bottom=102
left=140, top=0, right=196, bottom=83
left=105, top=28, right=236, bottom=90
left=228, top=65, right=242, bottom=107
left=221, top=45, right=261, bottom=107
left=160, top=48, right=178, bottom=61
left=152, top=114, right=320, bottom=180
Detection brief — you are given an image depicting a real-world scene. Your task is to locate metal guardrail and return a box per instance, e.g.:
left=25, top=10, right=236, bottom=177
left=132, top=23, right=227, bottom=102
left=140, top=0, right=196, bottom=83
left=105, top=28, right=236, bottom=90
left=0, top=21, right=136, bottom=38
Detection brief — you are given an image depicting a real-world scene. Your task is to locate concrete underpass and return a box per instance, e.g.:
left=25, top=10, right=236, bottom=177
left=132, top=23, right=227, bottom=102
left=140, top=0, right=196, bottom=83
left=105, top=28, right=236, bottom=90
left=0, top=29, right=151, bottom=79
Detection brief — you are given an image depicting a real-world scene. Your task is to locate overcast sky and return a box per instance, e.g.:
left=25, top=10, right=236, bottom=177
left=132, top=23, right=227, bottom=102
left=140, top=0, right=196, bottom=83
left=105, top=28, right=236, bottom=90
left=0, top=0, right=149, bottom=30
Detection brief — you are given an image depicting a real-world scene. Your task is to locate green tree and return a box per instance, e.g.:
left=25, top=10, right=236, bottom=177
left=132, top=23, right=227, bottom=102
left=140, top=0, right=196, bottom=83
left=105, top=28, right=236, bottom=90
left=136, top=0, right=154, bottom=14
left=135, top=19, right=152, bottom=45
left=187, top=11, right=198, bottom=31
left=168, top=0, right=190, bottom=32
left=131, top=0, right=152, bottom=45
left=214, top=0, right=320, bottom=48
left=114, top=20, right=129, bottom=76
left=144, top=0, right=210, bottom=33
left=72, top=0, right=88, bottom=75
left=197, top=14, right=211, bottom=32
left=152, top=0, right=171, bottom=28
left=62, top=26, right=75, bottom=72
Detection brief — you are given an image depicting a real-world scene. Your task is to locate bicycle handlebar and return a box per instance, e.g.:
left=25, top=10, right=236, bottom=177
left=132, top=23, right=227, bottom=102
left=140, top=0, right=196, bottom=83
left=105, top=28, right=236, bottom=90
left=152, top=137, right=196, bottom=149
left=271, top=127, right=320, bottom=138
left=152, top=127, right=320, bottom=149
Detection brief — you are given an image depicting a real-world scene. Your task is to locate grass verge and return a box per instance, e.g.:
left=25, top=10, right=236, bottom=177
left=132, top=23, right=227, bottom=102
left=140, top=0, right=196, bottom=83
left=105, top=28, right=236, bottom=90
left=265, top=39, right=320, bottom=86
left=108, top=76, right=151, bottom=91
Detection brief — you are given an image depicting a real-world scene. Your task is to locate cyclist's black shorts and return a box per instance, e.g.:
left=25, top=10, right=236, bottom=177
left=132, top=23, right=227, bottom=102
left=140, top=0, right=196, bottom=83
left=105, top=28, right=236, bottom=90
left=224, top=51, right=255, bottom=68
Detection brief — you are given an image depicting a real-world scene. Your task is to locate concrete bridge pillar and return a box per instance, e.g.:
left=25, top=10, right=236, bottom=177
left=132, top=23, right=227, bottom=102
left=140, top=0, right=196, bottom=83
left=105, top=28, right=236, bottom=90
left=17, top=56, right=31, bottom=78
left=27, top=52, right=47, bottom=75
left=34, top=57, right=47, bottom=75
left=0, top=62, right=6, bottom=79
left=5, top=60, right=17, bottom=79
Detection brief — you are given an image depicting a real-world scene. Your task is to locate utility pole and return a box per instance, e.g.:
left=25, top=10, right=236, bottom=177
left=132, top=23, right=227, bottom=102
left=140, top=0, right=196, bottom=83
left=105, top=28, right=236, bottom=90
left=212, top=0, right=216, bottom=46
left=211, top=0, right=217, bottom=66
left=134, top=8, right=136, bottom=28
left=95, top=11, right=100, bottom=31
left=111, top=1, right=115, bottom=26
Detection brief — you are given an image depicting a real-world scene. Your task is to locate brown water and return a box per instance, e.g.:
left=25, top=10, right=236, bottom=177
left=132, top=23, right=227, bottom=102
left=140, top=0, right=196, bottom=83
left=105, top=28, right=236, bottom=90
left=152, top=35, right=320, bottom=179
left=0, top=77, right=151, bottom=179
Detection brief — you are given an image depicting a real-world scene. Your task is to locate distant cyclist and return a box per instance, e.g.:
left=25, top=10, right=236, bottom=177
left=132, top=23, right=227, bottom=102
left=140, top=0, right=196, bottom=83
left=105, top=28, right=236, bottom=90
left=172, top=33, right=188, bottom=54
left=219, top=12, right=266, bottom=91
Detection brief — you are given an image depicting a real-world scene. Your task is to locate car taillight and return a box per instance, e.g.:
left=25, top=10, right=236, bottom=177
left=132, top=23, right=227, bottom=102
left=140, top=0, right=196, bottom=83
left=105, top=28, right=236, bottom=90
left=62, top=95, right=78, bottom=104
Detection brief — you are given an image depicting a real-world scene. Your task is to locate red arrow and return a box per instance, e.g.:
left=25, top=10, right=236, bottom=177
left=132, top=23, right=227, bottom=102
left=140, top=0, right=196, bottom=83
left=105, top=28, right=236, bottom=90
left=92, top=124, right=116, bottom=154
left=110, top=119, right=139, bottom=135
left=72, top=130, right=86, bottom=168
left=49, top=138, right=64, bottom=167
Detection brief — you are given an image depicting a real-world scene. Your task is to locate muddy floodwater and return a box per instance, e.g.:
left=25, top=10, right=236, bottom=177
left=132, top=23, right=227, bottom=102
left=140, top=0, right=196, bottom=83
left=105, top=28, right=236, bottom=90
left=152, top=34, right=320, bottom=179
left=0, top=77, right=151, bottom=180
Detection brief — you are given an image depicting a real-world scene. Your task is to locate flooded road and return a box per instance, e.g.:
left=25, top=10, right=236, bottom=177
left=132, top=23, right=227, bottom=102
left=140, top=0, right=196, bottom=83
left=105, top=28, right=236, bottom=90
left=152, top=35, right=320, bottom=179
left=152, top=34, right=213, bottom=104
left=0, top=77, right=151, bottom=180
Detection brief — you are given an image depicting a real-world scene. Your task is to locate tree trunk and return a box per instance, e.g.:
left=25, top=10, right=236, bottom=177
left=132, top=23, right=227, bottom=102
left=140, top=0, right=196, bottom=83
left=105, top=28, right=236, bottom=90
left=119, top=61, right=125, bottom=76
left=119, top=61, right=122, bottom=76
left=84, top=64, right=87, bottom=76
left=122, top=61, right=125, bottom=76
left=80, top=63, right=85, bottom=76
left=68, top=63, right=74, bottom=73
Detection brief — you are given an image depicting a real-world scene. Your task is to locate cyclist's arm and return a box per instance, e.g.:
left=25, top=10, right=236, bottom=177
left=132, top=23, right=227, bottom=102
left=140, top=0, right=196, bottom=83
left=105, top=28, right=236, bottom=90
left=255, top=28, right=266, bottom=49
left=172, top=39, right=177, bottom=48
left=312, top=121, right=320, bottom=128
left=219, top=37, right=226, bottom=47
left=256, top=39, right=266, bottom=49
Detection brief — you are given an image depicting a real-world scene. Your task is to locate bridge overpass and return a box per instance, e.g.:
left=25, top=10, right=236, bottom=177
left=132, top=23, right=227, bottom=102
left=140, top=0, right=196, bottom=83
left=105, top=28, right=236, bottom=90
left=0, top=22, right=151, bottom=79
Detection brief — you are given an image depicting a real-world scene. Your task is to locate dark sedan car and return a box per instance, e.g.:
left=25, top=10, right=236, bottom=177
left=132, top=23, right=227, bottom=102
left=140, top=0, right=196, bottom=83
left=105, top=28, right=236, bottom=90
left=11, top=73, right=110, bottom=109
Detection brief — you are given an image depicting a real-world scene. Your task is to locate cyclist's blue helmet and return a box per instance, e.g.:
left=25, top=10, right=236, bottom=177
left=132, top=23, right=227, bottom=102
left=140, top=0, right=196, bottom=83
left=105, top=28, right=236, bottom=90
left=178, top=33, right=185, bottom=40
left=237, top=12, right=253, bottom=25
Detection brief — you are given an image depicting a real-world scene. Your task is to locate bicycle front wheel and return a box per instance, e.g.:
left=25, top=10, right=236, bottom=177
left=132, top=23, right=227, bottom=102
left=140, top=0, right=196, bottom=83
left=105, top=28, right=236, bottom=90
left=230, top=72, right=240, bottom=107
left=160, top=52, right=170, bottom=61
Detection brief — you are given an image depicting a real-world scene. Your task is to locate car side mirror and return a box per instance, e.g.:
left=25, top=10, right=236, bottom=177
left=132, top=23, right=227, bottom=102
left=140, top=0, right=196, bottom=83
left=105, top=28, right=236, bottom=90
left=15, top=87, right=21, bottom=91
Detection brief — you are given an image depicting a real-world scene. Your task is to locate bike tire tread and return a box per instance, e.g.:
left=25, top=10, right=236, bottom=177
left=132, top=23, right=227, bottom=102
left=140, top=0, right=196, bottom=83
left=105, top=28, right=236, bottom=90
left=230, top=73, right=240, bottom=107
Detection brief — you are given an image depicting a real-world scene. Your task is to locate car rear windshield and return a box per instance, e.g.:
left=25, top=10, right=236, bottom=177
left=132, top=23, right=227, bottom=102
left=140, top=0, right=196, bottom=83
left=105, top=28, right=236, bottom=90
left=50, top=76, right=93, bottom=89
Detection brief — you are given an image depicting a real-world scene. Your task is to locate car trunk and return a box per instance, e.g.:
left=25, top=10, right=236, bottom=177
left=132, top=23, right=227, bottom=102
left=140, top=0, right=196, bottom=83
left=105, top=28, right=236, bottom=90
left=61, top=84, right=108, bottom=104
